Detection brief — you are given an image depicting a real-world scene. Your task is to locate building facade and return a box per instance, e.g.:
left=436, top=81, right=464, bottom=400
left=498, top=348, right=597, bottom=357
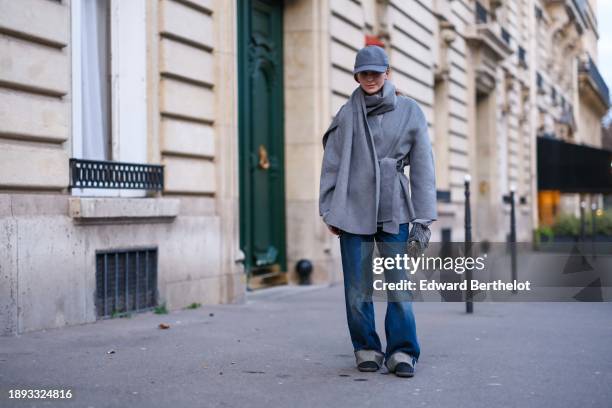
left=1, top=0, right=609, bottom=335
left=533, top=0, right=610, bottom=225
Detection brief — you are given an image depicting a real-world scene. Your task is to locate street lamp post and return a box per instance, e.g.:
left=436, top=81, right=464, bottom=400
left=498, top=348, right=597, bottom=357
left=464, top=174, right=473, bottom=314
left=503, top=185, right=517, bottom=294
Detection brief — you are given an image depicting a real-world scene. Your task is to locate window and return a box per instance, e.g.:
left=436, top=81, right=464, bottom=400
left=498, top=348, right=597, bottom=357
left=500, top=27, right=511, bottom=45
left=74, top=0, right=111, bottom=162
left=534, top=6, right=543, bottom=21
left=536, top=72, right=545, bottom=94
left=518, top=46, right=526, bottom=67
left=475, top=1, right=488, bottom=24
left=71, top=0, right=148, bottom=197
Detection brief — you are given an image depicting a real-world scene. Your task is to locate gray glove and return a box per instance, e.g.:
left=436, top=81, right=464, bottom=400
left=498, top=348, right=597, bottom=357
left=407, top=223, right=431, bottom=257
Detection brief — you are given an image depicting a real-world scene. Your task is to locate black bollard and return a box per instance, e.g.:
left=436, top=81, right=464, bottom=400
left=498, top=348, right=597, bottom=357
left=296, top=259, right=313, bottom=285
left=592, top=203, right=597, bottom=259
left=580, top=201, right=586, bottom=243
left=503, top=186, right=517, bottom=294
left=464, top=174, right=473, bottom=314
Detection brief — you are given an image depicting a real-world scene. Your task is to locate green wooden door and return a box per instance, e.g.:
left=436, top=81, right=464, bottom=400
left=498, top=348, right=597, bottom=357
left=238, top=0, right=286, bottom=275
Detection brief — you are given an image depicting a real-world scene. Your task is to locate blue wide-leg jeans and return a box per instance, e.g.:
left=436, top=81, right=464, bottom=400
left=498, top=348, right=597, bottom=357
left=339, top=223, right=420, bottom=362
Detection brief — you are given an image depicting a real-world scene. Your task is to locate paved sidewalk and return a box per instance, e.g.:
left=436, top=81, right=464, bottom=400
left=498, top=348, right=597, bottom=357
left=1, top=284, right=612, bottom=408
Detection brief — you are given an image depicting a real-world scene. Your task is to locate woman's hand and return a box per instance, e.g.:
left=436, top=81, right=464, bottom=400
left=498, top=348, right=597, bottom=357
left=327, top=224, right=343, bottom=236
left=407, top=223, right=431, bottom=257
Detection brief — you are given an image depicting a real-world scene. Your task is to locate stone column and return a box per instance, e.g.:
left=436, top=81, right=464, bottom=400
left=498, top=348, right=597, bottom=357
left=283, top=0, right=339, bottom=284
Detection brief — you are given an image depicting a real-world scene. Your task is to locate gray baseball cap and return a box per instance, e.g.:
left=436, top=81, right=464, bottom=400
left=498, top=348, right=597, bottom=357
left=353, top=46, right=389, bottom=74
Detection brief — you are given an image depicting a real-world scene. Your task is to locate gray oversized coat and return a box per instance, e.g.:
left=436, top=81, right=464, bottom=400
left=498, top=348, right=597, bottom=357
left=319, top=83, right=437, bottom=235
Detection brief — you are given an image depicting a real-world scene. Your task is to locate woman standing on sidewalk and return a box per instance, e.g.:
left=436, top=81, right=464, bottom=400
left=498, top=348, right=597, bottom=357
left=319, top=46, right=437, bottom=378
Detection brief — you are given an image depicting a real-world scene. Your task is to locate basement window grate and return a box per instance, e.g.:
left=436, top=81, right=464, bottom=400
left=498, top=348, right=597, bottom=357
left=95, top=248, right=158, bottom=318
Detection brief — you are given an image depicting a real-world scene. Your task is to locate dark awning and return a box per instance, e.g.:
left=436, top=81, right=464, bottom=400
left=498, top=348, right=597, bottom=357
left=537, top=136, right=612, bottom=193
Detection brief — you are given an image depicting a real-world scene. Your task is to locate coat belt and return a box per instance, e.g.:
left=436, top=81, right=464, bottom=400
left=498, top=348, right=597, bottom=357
left=378, top=158, right=406, bottom=223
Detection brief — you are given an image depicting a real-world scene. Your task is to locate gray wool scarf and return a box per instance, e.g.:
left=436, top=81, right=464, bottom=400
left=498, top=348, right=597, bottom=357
left=322, top=81, right=396, bottom=233
left=363, top=83, right=401, bottom=225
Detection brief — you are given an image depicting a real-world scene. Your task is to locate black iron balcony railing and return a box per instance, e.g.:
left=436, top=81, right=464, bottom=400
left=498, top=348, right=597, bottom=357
left=579, top=55, right=610, bottom=107
left=475, top=1, right=488, bottom=24
left=69, top=159, right=164, bottom=190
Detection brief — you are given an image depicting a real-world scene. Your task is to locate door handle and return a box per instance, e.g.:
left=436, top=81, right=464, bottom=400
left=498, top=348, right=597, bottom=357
left=258, top=144, right=270, bottom=170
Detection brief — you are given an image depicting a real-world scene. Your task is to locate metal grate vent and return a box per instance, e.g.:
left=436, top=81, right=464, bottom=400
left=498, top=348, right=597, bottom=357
left=95, top=248, right=158, bottom=318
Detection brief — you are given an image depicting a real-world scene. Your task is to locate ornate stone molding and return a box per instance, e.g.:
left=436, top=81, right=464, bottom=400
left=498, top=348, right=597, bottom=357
left=434, top=19, right=456, bottom=84
left=466, top=21, right=513, bottom=95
